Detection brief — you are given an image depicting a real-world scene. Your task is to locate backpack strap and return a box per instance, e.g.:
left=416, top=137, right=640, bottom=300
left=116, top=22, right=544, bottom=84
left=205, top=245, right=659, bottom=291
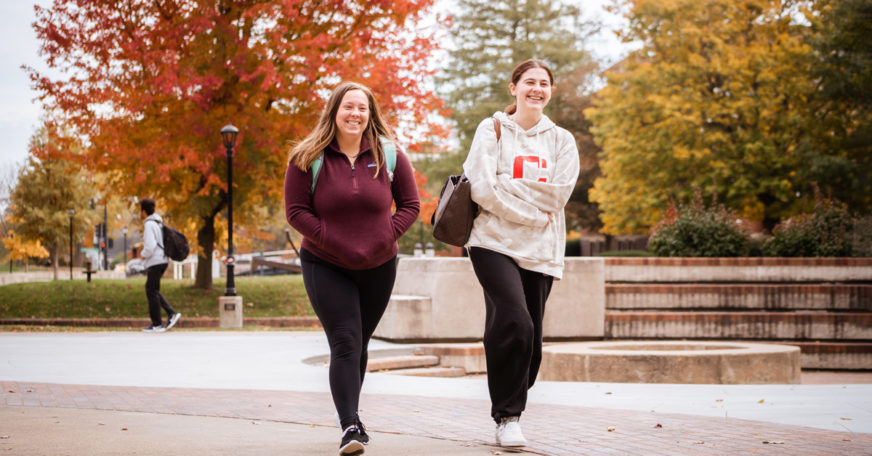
left=310, top=153, right=324, bottom=193
left=310, top=138, right=397, bottom=193
left=379, top=136, right=397, bottom=182
left=492, top=117, right=501, bottom=141
left=145, top=219, right=165, bottom=251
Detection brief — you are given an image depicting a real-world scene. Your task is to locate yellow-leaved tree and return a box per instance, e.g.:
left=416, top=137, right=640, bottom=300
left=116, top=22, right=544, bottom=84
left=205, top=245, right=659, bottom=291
left=1, top=232, right=50, bottom=272
left=588, top=0, right=821, bottom=233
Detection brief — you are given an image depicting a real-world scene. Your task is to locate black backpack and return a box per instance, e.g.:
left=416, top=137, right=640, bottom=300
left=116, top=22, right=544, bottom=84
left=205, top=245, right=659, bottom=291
left=149, top=220, right=190, bottom=261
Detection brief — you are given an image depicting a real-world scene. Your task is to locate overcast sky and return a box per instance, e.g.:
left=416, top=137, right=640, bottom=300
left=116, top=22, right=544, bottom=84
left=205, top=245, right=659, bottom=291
left=0, top=1, right=632, bottom=174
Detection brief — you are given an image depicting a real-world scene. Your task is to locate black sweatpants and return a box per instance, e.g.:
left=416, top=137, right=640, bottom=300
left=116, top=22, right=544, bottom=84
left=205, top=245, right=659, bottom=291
left=469, top=247, right=553, bottom=423
left=145, top=263, right=176, bottom=326
left=300, top=248, right=397, bottom=429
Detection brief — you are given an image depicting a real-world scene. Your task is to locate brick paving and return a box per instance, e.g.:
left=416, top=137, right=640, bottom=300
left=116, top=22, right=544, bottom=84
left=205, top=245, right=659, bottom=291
left=2, top=381, right=870, bottom=455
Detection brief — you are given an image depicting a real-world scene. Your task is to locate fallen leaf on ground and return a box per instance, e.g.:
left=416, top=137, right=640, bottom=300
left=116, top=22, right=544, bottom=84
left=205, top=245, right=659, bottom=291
left=605, top=392, right=613, bottom=395
left=607, top=426, right=616, bottom=432
left=715, top=399, right=723, bottom=402
left=695, top=441, right=705, bottom=445
left=0, top=436, right=9, bottom=440
left=840, top=417, right=852, bottom=421
left=121, top=428, right=128, bottom=431
left=654, top=424, right=662, bottom=429
left=758, top=399, right=765, bottom=404
left=763, top=440, right=785, bottom=444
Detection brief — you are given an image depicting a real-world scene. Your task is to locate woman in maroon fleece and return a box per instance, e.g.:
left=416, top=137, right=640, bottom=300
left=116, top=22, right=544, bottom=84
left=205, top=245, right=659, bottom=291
left=284, top=81, right=419, bottom=456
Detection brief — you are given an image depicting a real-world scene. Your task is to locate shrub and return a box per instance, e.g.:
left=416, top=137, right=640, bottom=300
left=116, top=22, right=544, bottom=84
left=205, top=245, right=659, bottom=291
left=762, top=201, right=854, bottom=257
left=649, top=201, right=749, bottom=257
left=853, top=215, right=872, bottom=257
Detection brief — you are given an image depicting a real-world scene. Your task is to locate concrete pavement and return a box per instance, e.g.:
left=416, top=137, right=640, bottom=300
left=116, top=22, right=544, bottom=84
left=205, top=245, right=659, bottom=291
left=2, top=331, right=872, bottom=455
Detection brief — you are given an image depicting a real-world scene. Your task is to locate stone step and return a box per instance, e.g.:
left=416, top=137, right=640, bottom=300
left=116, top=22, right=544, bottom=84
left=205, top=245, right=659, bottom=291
left=606, top=283, right=872, bottom=311
left=365, top=354, right=439, bottom=372
left=605, top=257, right=872, bottom=283
left=417, top=343, right=487, bottom=374
left=384, top=366, right=467, bottom=378
left=605, top=311, right=872, bottom=341
left=784, top=342, right=872, bottom=370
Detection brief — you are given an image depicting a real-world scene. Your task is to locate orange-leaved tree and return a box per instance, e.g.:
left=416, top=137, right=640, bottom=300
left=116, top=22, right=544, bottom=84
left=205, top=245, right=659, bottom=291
left=28, top=0, right=448, bottom=289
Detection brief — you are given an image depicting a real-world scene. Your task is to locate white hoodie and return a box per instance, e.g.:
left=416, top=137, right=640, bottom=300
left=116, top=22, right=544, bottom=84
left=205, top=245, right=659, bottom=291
left=462, top=112, right=579, bottom=279
left=142, top=213, right=168, bottom=269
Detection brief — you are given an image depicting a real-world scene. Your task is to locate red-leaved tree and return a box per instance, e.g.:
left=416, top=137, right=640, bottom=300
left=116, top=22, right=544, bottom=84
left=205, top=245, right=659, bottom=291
left=28, top=0, right=447, bottom=288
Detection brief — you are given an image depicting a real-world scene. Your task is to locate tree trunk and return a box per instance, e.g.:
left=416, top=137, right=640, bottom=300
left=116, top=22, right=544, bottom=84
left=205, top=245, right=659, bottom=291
left=194, top=214, right=216, bottom=290
left=52, top=245, right=59, bottom=280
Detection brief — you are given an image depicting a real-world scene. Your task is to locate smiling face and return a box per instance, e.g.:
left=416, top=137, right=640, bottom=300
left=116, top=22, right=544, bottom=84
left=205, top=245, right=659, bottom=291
left=509, top=67, right=552, bottom=114
left=334, top=89, right=370, bottom=140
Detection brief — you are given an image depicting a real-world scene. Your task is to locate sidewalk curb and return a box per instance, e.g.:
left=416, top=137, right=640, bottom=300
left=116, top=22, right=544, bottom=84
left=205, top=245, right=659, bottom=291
left=0, top=316, right=321, bottom=328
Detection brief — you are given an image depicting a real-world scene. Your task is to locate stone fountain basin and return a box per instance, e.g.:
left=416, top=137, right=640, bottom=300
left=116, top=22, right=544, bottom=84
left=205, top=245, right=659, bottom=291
left=539, top=341, right=800, bottom=384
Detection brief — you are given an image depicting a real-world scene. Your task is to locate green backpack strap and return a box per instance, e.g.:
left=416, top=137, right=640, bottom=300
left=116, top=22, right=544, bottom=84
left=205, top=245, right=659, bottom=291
left=310, top=138, right=396, bottom=193
left=379, top=136, right=397, bottom=182
left=310, top=153, right=324, bottom=193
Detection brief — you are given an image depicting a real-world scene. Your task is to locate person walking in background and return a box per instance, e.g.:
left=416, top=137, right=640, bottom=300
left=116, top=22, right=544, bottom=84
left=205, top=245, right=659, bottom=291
left=284, top=81, right=420, bottom=456
left=462, top=59, right=580, bottom=448
left=139, top=198, right=181, bottom=333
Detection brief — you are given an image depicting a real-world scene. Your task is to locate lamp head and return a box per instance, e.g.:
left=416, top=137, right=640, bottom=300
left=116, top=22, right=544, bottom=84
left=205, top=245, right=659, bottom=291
left=221, top=124, right=239, bottom=149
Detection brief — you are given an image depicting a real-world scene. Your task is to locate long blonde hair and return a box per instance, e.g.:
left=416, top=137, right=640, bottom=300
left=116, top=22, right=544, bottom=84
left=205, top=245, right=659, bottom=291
left=288, top=82, right=395, bottom=178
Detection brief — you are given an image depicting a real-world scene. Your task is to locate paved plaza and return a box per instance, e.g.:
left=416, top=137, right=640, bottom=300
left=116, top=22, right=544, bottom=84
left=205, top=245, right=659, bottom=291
left=1, top=331, right=871, bottom=455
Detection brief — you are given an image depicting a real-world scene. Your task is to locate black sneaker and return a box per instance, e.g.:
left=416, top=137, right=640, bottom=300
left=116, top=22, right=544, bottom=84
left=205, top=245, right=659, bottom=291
left=356, top=420, right=370, bottom=445
left=339, top=426, right=365, bottom=455
left=142, top=325, right=166, bottom=333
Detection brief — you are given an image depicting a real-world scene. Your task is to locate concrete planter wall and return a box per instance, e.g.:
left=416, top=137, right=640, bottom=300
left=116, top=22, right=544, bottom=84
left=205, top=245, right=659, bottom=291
left=374, top=257, right=605, bottom=342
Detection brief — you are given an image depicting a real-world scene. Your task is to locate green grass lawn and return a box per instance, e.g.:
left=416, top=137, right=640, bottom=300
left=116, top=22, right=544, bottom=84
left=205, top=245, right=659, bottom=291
left=0, top=275, right=313, bottom=319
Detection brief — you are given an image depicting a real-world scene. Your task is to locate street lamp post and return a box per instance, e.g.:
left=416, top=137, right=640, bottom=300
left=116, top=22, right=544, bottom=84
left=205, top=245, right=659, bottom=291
left=122, top=227, right=128, bottom=270
left=102, top=204, right=108, bottom=270
left=221, top=124, right=239, bottom=296
left=68, top=209, right=75, bottom=280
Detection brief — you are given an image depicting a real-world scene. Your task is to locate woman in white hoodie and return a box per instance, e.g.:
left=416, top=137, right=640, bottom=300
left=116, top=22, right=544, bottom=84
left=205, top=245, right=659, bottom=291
left=462, top=59, right=579, bottom=448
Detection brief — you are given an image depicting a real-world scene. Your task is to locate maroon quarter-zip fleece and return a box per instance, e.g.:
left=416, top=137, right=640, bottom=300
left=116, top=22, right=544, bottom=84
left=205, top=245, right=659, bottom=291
left=284, top=138, right=420, bottom=270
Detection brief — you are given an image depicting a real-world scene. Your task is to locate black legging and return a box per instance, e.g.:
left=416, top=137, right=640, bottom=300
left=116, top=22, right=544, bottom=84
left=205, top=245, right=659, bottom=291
left=300, top=248, right=397, bottom=429
left=145, top=263, right=176, bottom=326
left=469, top=247, right=553, bottom=423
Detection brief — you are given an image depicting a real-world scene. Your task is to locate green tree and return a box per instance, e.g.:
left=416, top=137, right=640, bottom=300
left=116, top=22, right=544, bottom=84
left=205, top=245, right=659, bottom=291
left=589, top=0, right=820, bottom=234
left=435, top=0, right=601, bottom=233
left=8, top=132, right=96, bottom=279
left=548, top=61, right=602, bottom=232
left=799, top=0, right=872, bottom=213
left=439, top=0, right=595, bottom=151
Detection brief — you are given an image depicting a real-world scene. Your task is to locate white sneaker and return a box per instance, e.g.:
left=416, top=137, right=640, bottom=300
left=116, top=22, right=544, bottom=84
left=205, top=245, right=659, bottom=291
left=495, top=416, right=527, bottom=447
left=166, top=313, right=181, bottom=330
left=142, top=325, right=165, bottom=333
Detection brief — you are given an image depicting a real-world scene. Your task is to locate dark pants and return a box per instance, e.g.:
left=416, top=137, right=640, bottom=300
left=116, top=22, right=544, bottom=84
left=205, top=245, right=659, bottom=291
left=146, top=263, right=176, bottom=326
left=469, top=247, right=553, bottom=423
left=300, top=248, right=397, bottom=429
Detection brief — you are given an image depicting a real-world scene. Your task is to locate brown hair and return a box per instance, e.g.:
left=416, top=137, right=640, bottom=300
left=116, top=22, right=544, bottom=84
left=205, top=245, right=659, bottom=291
left=287, top=82, right=394, bottom=177
left=505, top=59, right=555, bottom=115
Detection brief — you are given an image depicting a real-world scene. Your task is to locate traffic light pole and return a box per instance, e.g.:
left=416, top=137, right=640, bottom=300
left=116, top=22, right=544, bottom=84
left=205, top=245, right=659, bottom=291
left=103, top=205, right=108, bottom=270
